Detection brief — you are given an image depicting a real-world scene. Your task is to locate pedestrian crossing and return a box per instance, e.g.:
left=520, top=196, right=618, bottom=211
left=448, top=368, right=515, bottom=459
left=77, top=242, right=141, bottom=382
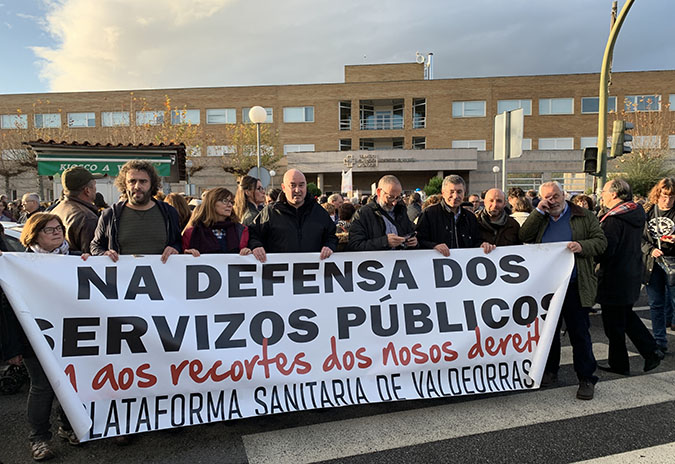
left=242, top=339, right=673, bottom=464
left=574, top=442, right=675, bottom=463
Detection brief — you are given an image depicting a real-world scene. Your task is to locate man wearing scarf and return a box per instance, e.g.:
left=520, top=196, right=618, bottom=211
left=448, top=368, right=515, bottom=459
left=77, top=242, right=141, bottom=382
left=476, top=188, right=521, bottom=247
left=596, top=178, right=663, bottom=375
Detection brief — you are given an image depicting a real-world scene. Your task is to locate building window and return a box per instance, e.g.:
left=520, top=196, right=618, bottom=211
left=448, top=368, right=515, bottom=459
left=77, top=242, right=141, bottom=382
left=339, top=139, right=352, bottom=151
left=101, top=111, right=130, bottom=127
left=452, top=140, right=486, bottom=150
left=339, top=101, right=351, bottom=130
left=497, top=99, right=532, bottom=116
left=538, top=137, right=574, bottom=150
left=670, top=95, right=675, bottom=111
left=206, top=109, right=236, bottom=124
left=206, top=145, right=235, bottom=157
left=412, top=136, right=426, bottom=149
left=413, top=98, right=426, bottom=128
left=360, top=139, right=375, bottom=150
left=522, top=138, right=532, bottom=151
left=283, top=106, right=314, bottom=123
left=68, top=112, right=95, bottom=128
left=242, top=107, right=273, bottom=123
left=581, top=97, right=617, bottom=114
left=171, top=109, right=200, bottom=125
left=1, top=114, right=28, bottom=129
left=669, top=135, right=675, bottom=148
left=580, top=136, right=611, bottom=149
left=34, top=113, right=61, bottom=129
left=136, top=111, right=164, bottom=126
left=1, top=148, right=30, bottom=159
left=539, top=98, right=574, bottom=115
left=283, top=144, right=315, bottom=155
left=624, top=95, right=661, bottom=112
left=360, top=100, right=404, bottom=130
left=633, top=136, right=661, bottom=149
left=452, top=101, right=486, bottom=118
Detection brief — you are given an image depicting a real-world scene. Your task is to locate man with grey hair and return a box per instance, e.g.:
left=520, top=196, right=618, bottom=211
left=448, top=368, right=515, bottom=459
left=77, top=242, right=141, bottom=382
left=327, top=193, right=343, bottom=224
left=596, top=178, right=663, bottom=374
left=18, top=193, right=43, bottom=224
left=519, top=180, right=607, bottom=400
left=348, top=175, right=417, bottom=251
left=417, top=174, right=486, bottom=256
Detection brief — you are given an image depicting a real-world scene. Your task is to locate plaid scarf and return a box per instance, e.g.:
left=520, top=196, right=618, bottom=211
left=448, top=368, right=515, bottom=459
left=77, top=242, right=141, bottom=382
left=600, top=201, right=638, bottom=223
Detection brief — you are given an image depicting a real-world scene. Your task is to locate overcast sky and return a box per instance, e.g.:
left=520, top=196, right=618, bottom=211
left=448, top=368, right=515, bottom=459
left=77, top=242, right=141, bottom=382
left=0, top=0, right=673, bottom=94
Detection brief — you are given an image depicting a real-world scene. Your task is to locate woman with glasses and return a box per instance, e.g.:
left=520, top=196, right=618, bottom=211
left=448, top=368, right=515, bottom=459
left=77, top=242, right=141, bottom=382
left=183, top=187, right=251, bottom=256
left=642, top=177, right=675, bottom=354
left=234, top=175, right=265, bottom=226
left=1, top=213, right=88, bottom=460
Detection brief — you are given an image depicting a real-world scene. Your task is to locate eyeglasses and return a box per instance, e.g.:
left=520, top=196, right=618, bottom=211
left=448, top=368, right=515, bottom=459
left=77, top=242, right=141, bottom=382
left=218, top=199, right=234, bottom=205
left=41, top=225, right=64, bottom=235
left=256, top=186, right=265, bottom=192
left=382, top=191, right=402, bottom=203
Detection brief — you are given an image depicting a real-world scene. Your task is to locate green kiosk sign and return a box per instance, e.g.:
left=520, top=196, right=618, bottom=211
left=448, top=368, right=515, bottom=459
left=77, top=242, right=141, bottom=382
left=37, top=155, right=172, bottom=177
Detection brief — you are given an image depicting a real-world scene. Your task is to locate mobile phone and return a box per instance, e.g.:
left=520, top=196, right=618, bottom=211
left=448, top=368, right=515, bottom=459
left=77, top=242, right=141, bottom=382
left=404, top=231, right=417, bottom=240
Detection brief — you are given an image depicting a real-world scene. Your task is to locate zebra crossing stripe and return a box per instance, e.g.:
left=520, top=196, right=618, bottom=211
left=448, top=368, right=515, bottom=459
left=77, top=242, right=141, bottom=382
left=242, top=371, right=675, bottom=464
left=573, top=441, right=675, bottom=463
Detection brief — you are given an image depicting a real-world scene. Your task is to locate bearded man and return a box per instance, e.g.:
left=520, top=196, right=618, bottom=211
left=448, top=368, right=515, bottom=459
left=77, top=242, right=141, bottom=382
left=91, top=160, right=182, bottom=263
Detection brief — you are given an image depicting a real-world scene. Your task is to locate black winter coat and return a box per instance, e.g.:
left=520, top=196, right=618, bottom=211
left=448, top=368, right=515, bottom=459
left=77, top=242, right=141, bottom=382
left=347, top=201, right=415, bottom=251
left=596, top=203, right=646, bottom=305
left=91, top=199, right=183, bottom=255
left=248, top=193, right=337, bottom=253
left=416, top=202, right=481, bottom=249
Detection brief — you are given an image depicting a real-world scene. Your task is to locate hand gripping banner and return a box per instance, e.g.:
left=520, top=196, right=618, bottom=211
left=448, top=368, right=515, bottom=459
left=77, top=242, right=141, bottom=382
left=0, top=243, right=573, bottom=441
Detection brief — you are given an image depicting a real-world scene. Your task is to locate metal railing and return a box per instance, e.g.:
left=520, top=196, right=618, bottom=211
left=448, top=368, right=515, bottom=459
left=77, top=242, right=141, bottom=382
left=359, top=119, right=404, bottom=131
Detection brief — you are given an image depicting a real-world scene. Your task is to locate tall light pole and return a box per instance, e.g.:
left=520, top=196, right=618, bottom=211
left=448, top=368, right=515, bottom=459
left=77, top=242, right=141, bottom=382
left=248, top=106, right=267, bottom=172
left=595, top=0, right=635, bottom=193
left=492, top=166, right=500, bottom=188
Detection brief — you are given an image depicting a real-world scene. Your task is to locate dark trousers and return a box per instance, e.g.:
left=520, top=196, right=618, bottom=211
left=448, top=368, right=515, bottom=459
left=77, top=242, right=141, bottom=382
left=23, top=356, right=71, bottom=443
left=545, top=281, right=598, bottom=383
left=601, top=304, right=658, bottom=372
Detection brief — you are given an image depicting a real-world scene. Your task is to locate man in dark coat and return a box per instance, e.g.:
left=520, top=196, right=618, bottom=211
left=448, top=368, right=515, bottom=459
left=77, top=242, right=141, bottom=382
left=476, top=188, right=521, bottom=246
left=596, top=178, right=663, bottom=374
left=249, top=169, right=337, bottom=262
left=416, top=174, right=489, bottom=256
left=347, top=175, right=417, bottom=251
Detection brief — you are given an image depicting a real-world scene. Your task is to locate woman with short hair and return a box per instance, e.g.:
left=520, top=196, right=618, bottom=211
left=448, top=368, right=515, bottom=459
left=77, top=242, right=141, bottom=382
left=1, top=213, right=88, bottom=460
left=183, top=187, right=251, bottom=256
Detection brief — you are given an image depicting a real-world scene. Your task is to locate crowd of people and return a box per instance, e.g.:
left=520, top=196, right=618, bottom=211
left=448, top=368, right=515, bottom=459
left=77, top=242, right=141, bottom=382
left=0, top=160, right=673, bottom=460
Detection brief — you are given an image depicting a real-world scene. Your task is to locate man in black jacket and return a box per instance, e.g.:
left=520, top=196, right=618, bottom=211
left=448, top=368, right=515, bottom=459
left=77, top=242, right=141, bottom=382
left=347, top=175, right=417, bottom=251
left=417, top=174, right=491, bottom=256
left=249, top=169, right=337, bottom=262
left=91, top=160, right=182, bottom=263
left=597, top=178, right=663, bottom=374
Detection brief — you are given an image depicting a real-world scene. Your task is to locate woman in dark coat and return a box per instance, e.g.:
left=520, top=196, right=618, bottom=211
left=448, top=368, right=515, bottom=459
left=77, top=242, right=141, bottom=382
left=183, top=187, right=251, bottom=256
left=1, top=213, right=88, bottom=460
left=596, top=179, right=662, bottom=375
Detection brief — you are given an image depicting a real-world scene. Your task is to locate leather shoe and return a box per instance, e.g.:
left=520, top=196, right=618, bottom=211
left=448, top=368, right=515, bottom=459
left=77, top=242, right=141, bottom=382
left=597, top=363, right=629, bottom=376
left=644, top=349, right=665, bottom=372
left=577, top=380, right=595, bottom=400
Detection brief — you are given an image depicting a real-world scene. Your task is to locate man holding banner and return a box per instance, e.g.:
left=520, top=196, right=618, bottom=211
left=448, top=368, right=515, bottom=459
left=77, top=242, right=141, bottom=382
left=519, top=181, right=606, bottom=400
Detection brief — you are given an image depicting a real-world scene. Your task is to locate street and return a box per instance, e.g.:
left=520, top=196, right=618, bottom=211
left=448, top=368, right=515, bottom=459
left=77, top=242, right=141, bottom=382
left=1, top=302, right=675, bottom=463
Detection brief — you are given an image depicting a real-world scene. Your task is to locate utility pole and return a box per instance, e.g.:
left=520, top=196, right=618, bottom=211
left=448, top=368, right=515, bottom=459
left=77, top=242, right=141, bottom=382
left=595, top=0, right=634, bottom=194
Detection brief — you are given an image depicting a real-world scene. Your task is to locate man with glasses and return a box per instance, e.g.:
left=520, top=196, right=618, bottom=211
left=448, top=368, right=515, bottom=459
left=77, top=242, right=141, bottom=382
left=347, top=175, right=417, bottom=251
left=417, top=174, right=483, bottom=256
left=18, top=193, right=44, bottom=224
left=249, top=168, right=337, bottom=262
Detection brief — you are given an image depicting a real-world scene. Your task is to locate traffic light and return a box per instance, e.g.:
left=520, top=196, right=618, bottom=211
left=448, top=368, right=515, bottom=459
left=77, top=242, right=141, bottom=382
left=610, top=120, right=634, bottom=158
left=583, top=147, right=599, bottom=176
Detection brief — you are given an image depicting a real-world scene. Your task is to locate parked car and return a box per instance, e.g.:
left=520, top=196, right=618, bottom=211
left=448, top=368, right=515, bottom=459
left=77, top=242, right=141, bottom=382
left=0, top=222, right=25, bottom=252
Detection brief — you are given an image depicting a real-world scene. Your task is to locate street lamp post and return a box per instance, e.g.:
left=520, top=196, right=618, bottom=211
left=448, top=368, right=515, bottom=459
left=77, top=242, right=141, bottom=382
left=248, top=106, right=267, bottom=172
left=492, top=166, right=500, bottom=188
left=185, top=159, right=194, bottom=195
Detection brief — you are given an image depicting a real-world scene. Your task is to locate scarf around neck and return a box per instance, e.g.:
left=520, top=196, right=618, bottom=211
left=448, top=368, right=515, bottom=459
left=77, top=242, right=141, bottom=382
left=30, top=240, right=70, bottom=255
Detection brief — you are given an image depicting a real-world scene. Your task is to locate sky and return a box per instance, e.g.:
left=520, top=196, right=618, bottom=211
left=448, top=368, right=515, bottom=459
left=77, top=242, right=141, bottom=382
left=0, top=0, right=673, bottom=95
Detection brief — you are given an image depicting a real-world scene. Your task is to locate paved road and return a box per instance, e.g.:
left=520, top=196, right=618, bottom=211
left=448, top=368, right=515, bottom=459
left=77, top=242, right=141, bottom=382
left=1, top=306, right=674, bottom=464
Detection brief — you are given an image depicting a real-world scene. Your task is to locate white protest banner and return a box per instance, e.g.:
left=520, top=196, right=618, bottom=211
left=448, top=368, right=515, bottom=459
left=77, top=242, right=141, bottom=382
left=0, top=244, right=573, bottom=442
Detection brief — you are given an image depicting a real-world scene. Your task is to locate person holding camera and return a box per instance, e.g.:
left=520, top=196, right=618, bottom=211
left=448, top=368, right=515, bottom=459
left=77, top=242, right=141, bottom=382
left=347, top=175, right=417, bottom=251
